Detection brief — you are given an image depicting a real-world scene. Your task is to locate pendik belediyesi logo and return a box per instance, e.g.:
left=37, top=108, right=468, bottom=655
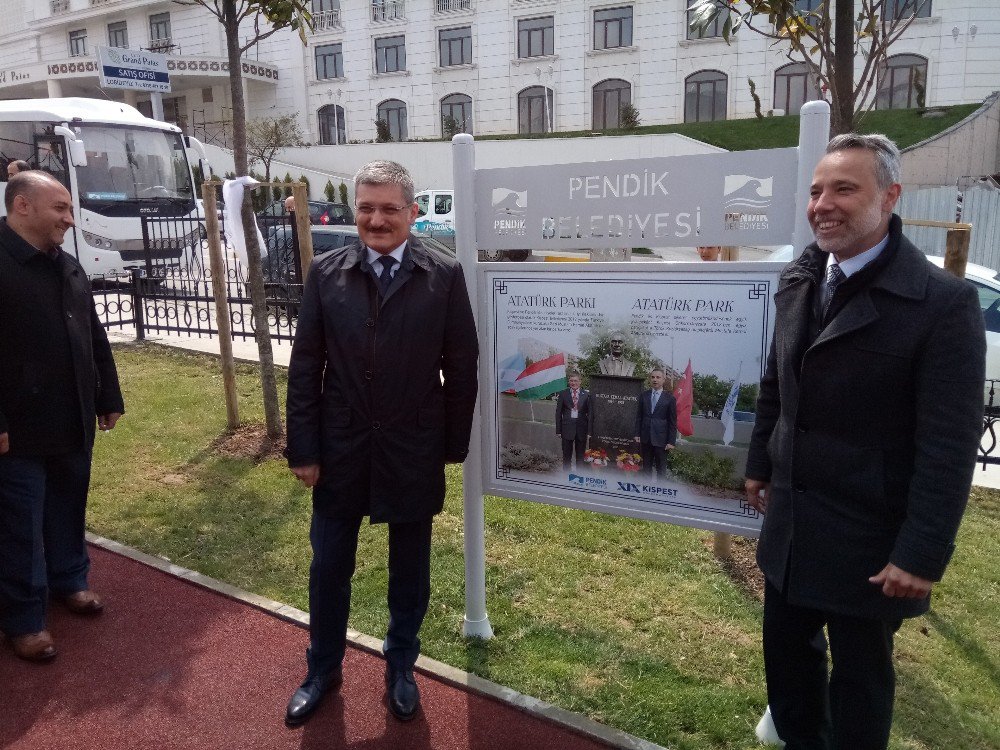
left=723, top=174, right=772, bottom=232
left=492, top=188, right=527, bottom=237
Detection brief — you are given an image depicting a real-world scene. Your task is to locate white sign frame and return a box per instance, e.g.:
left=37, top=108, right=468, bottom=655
left=452, top=101, right=832, bottom=638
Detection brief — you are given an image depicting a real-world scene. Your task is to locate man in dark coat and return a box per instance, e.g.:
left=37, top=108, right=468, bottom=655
left=633, top=368, right=677, bottom=479
left=555, top=370, right=590, bottom=470
left=284, top=160, right=478, bottom=725
left=0, top=172, right=124, bottom=662
left=745, top=134, right=985, bottom=750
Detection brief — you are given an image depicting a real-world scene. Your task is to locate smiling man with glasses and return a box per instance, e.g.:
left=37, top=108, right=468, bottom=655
left=283, top=160, right=479, bottom=727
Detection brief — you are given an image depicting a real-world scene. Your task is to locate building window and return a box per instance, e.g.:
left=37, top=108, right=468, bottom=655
left=108, top=21, right=128, bottom=49
left=375, top=36, right=406, bottom=74
left=518, top=16, right=554, bottom=59
left=684, top=70, right=727, bottom=122
left=312, top=0, right=340, bottom=10
left=592, top=79, right=632, bottom=130
left=885, top=0, right=931, bottom=20
left=377, top=99, right=408, bottom=141
left=318, top=104, right=347, bottom=145
left=68, top=29, right=87, bottom=57
left=518, top=86, right=553, bottom=134
left=594, top=6, right=632, bottom=49
left=316, top=43, right=344, bottom=79
left=687, top=0, right=726, bottom=40
left=149, top=13, right=170, bottom=42
left=794, top=0, right=822, bottom=11
left=439, top=26, right=472, bottom=67
left=876, top=54, right=928, bottom=109
left=774, top=62, right=820, bottom=115
left=441, top=93, right=473, bottom=135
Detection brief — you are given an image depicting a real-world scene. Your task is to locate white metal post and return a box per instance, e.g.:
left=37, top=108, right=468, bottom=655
left=452, top=133, right=494, bottom=639
left=791, top=100, right=831, bottom=256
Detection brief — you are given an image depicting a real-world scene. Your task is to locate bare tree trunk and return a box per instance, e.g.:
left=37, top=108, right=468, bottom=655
left=224, top=2, right=283, bottom=441
left=832, top=0, right=856, bottom=136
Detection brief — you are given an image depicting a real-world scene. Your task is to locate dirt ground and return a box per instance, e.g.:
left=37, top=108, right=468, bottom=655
left=211, top=422, right=286, bottom=462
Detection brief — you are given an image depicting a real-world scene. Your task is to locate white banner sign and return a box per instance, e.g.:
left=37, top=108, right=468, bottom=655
left=482, top=264, right=781, bottom=536
left=474, top=148, right=799, bottom=250
left=97, top=46, right=170, bottom=93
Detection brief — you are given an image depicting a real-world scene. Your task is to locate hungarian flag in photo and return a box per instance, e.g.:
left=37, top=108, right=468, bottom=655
left=513, top=353, right=567, bottom=400
left=673, top=359, right=694, bottom=437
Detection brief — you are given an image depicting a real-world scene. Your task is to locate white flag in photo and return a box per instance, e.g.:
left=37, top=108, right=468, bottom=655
left=721, top=363, right=742, bottom=447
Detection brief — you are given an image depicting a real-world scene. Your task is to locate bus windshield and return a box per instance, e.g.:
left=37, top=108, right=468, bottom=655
left=75, top=124, right=194, bottom=215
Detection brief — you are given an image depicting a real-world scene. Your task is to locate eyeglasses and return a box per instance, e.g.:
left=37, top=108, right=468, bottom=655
left=355, top=203, right=411, bottom=216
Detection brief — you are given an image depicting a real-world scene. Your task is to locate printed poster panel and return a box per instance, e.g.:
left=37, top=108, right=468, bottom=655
left=483, top=264, right=781, bottom=536
left=475, top=148, right=798, bottom=251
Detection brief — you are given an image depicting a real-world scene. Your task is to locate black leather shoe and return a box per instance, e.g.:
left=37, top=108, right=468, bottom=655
left=385, top=666, right=420, bottom=721
left=285, top=667, right=343, bottom=727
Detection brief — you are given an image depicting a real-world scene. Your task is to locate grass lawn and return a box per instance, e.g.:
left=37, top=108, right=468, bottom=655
left=89, top=343, right=1000, bottom=750
left=484, top=104, right=982, bottom=152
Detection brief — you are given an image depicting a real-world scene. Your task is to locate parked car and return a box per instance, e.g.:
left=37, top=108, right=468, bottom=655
left=256, top=199, right=354, bottom=231
left=926, top=256, right=1000, bottom=404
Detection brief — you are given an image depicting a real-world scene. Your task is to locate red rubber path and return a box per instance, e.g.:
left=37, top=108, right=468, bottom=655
left=1, top=545, right=615, bottom=750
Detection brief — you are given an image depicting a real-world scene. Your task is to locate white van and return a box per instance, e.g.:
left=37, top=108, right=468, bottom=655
left=414, top=188, right=530, bottom=261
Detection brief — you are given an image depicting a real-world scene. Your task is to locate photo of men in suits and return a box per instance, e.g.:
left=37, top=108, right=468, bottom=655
left=554, top=371, right=590, bottom=470
left=633, top=369, right=677, bottom=480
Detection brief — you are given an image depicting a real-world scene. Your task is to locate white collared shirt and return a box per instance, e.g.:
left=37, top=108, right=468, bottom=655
left=366, top=241, right=406, bottom=278
left=822, top=234, right=889, bottom=297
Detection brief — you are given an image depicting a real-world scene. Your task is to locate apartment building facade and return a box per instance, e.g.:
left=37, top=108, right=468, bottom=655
left=0, top=0, right=996, bottom=146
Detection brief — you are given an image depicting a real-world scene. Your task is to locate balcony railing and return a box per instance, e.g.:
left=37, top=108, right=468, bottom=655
left=50, top=0, right=69, bottom=14
left=436, top=0, right=471, bottom=11
left=89, top=0, right=112, bottom=5
left=313, top=9, right=343, bottom=31
left=371, top=0, right=404, bottom=22
left=147, top=38, right=177, bottom=53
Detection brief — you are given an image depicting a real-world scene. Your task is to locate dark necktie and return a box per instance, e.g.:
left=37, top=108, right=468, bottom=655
left=377, top=255, right=396, bottom=296
left=823, top=263, right=845, bottom=321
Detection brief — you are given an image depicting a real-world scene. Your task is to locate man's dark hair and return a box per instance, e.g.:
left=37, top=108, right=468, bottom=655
left=8, top=160, right=31, bottom=174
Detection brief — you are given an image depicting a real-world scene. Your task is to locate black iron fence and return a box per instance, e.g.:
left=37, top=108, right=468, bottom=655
left=94, top=212, right=304, bottom=343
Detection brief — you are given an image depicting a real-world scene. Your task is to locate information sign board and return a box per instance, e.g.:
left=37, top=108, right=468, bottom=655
left=482, top=264, right=782, bottom=536
left=474, top=148, right=798, bottom=250
left=97, top=46, right=170, bottom=93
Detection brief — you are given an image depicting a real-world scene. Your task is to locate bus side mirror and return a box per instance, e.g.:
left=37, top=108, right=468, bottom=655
left=54, top=126, right=88, bottom=168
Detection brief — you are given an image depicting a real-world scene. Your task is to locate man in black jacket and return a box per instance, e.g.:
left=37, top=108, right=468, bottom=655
left=633, top=369, right=677, bottom=480
left=283, top=161, right=478, bottom=725
left=554, top=370, right=590, bottom=470
left=0, top=172, right=124, bottom=662
left=745, top=134, right=985, bottom=749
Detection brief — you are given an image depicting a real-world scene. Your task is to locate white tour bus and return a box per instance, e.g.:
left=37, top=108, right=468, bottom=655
left=0, top=97, right=209, bottom=275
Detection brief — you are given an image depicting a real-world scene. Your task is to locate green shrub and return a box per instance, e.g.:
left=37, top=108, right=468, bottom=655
left=670, top=448, right=740, bottom=490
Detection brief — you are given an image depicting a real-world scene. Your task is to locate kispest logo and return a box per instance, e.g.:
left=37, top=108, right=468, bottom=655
left=492, top=188, right=527, bottom=237
left=723, top=174, right=773, bottom=232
